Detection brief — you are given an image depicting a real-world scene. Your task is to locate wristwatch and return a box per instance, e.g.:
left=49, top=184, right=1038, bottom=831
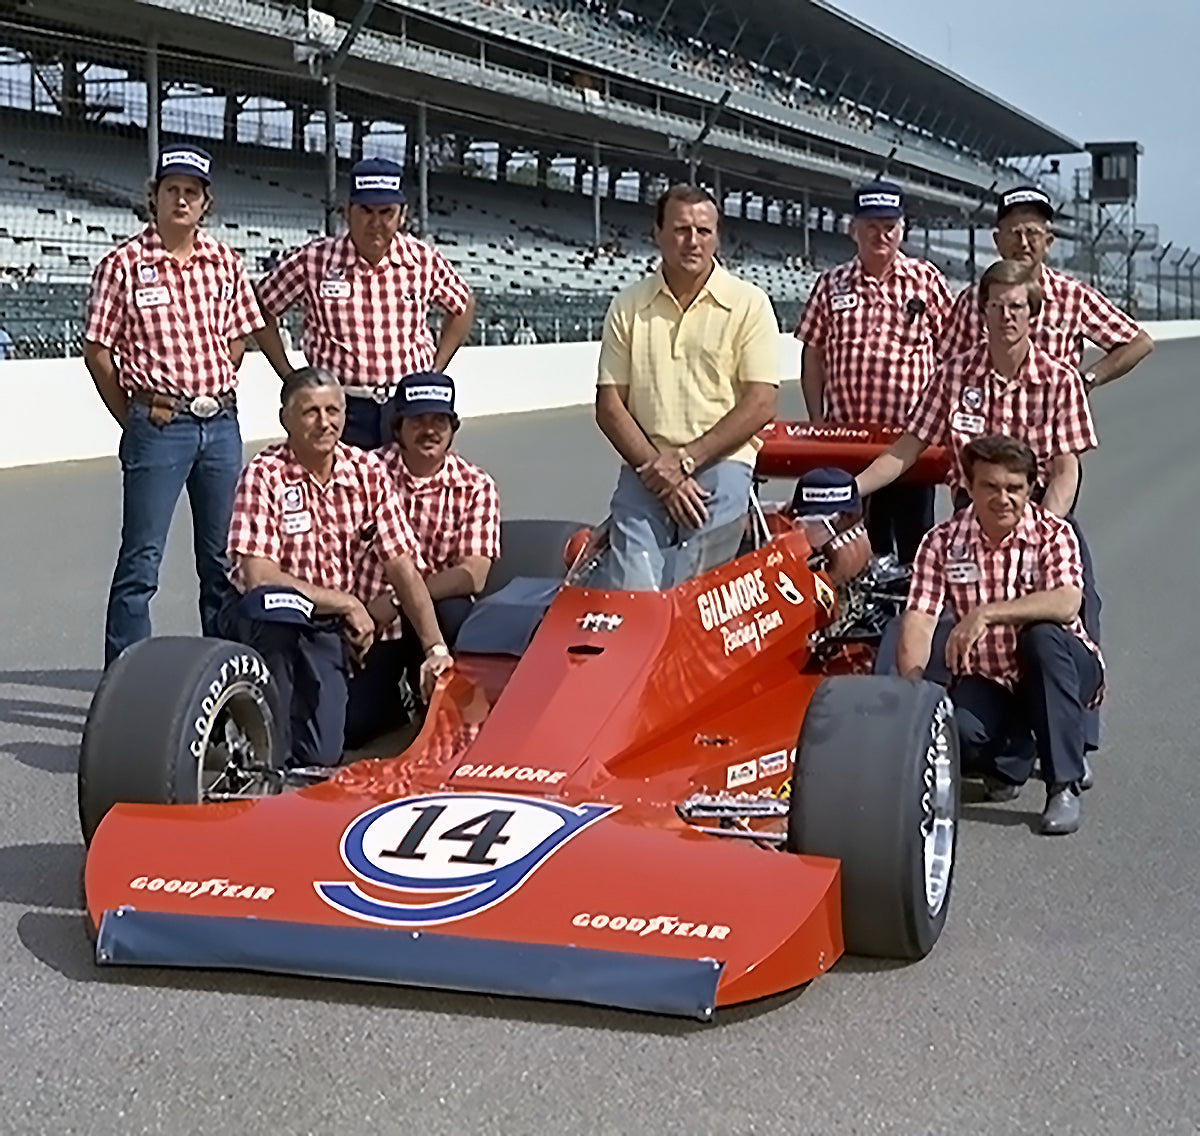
left=1082, top=370, right=1098, bottom=392
left=426, top=642, right=451, bottom=659
left=678, top=448, right=697, bottom=476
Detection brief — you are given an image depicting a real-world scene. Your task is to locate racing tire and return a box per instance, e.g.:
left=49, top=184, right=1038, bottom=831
left=787, top=675, right=959, bottom=960
left=482, top=518, right=591, bottom=597
left=78, top=637, right=281, bottom=846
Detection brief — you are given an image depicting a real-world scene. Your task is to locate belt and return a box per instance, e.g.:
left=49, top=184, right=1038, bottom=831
left=131, top=389, right=237, bottom=418
left=341, top=383, right=397, bottom=404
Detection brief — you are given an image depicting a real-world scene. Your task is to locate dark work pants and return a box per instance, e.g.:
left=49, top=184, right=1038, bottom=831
left=217, top=587, right=350, bottom=767
left=952, top=623, right=1102, bottom=788
left=865, top=482, right=935, bottom=564
left=344, top=596, right=474, bottom=748
left=342, top=396, right=393, bottom=450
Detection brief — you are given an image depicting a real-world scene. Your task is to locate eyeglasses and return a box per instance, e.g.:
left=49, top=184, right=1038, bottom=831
left=984, top=301, right=1030, bottom=315
left=1003, top=226, right=1050, bottom=243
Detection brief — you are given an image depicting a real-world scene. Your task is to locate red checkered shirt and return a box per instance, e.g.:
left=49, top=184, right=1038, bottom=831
left=906, top=342, right=1098, bottom=495
left=84, top=225, right=263, bottom=397
left=907, top=503, right=1103, bottom=705
left=939, top=266, right=1141, bottom=366
left=795, top=253, right=954, bottom=425
left=226, top=442, right=423, bottom=596
left=257, top=232, right=472, bottom=391
left=357, top=446, right=501, bottom=641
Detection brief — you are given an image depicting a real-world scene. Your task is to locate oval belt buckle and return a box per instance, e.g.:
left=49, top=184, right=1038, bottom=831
left=190, top=395, right=220, bottom=418
left=370, top=387, right=392, bottom=405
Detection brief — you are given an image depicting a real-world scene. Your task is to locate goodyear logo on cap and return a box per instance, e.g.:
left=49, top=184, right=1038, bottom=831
left=405, top=384, right=453, bottom=402
left=858, top=192, right=901, bottom=209
left=162, top=150, right=211, bottom=174
left=355, top=175, right=402, bottom=191
left=802, top=485, right=854, bottom=503
left=1003, top=188, right=1050, bottom=207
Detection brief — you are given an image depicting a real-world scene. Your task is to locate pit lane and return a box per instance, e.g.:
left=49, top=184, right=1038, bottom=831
left=1, top=342, right=1197, bottom=1134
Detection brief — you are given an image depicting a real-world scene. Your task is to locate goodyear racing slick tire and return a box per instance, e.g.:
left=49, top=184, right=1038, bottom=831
left=78, top=637, right=280, bottom=845
left=482, top=518, right=590, bottom=597
left=786, top=675, right=959, bottom=960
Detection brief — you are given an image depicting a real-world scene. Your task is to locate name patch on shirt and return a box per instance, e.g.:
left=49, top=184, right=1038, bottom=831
left=946, top=560, right=981, bottom=584
left=281, top=485, right=305, bottom=512
left=951, top=411, right=986, bottom=434
left=282, top=510, right=313, bottom=535
left=135, top=286, right=171, bottom=309
left=319, top=279, right=353, bottom=300
left=830, top=293, right=859, bottom=312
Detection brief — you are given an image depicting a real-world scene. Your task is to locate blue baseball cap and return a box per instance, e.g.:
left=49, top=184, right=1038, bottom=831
left=349, top=157, right=406, bottom=205
left=390, top=371, right=458, bottom=423
left=237, top=586, right=316, bottom=626
left=853, top=180, right=905, bottom=219
left=997, top=185, right=1054, bottom=222
left=790, top=468, right=862, bottom=517
left=156, top=145, right=213, bottom=184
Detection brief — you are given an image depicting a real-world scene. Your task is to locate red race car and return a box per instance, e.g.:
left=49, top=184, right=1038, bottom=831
left=79, top=425, right=955, bottom=1021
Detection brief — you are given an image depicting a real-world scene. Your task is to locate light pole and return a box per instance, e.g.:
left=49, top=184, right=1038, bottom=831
left=1154, top=241, right=1173, bottom=321
left=1189, top=255, right=1200, bottom=320
left=1173, top=247, right=1190, bottom=321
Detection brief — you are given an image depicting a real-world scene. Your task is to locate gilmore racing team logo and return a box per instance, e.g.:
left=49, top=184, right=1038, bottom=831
left=316, top=793, right=615, bottom=925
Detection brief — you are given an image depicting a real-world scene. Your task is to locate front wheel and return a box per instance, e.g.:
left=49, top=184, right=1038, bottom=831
left=787, top=675, right=959, bottom=960
left=78, top=637, right=281, bottom=845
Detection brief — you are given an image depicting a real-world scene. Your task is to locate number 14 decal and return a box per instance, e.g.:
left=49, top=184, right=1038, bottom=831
left=317, top=793, right=617, bottom=926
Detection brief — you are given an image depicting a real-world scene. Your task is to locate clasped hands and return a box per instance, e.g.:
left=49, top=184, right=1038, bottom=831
left=636, top=449, right=710, bottom=529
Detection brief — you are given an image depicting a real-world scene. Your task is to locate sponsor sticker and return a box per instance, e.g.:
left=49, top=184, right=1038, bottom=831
left=802, top=485, right=854, bottom=504
left=758, top=749, right=790, bottom=778
left=962, top=387, right=984, bottom=410
left=130, top=876, right=274, bottom=900
left=775, top=572, right=805, bottom=606
left=355, top=174, right=401, bottom=192
left=316, top=793, right=614, bottom=925
left=162, top=149, right=211, bottom=174
left=726, top=759, right=757, bottom=789
left=697, top=568, right=769, bottom=631
left=577, top=613, right=623, bottom=632
left=453, top=764, right=567, bottom=785
left=571, top=913, right=730, bottom=940
left=858, top=191, right=901, bottom=209
left=281, top=485, right=305, bottom=512
left=830, top=293, right=859, bottom=312
left=282, top=510, right=313, bottom=535
left=814, top=576, right=836, bottom=617
left=138, top=263, right=157, bottom=283
left=785, top=425, right=871, bottom=441
left=405, top=384, right=453, bottom=403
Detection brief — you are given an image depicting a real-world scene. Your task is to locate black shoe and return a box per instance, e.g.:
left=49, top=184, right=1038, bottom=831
left=1040, top=783, right=1082, bottom=836
left=982, top=774, right=1021, bottom=803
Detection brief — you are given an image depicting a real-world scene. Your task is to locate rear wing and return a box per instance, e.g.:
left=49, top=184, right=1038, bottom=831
left=755, top=422, right=950, bottom=485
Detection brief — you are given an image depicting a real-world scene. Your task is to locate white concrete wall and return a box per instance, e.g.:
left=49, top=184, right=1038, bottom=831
left=1, top=322, right=1196, bottom=470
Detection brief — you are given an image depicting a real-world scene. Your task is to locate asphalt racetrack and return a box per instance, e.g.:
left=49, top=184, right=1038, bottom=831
left=2, top=341, right=1198, bottom=1135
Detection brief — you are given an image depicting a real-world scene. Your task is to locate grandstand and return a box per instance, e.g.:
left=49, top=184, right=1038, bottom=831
left=0, top=0, right=1154, bottom=357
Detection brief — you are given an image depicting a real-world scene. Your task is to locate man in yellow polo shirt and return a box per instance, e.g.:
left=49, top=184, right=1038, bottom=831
left=595, top=184, right=780, bottom=587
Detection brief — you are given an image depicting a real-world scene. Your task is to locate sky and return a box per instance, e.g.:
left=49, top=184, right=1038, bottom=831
left=829, top=0, right=1200, bottom=253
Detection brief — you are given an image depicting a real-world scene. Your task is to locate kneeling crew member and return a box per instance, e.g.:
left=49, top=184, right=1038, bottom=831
left=897, top=435, right=1103, bottom=836
left=347, top=371, right=501, bottom=745
left=222, top=367, right=451, bottom=766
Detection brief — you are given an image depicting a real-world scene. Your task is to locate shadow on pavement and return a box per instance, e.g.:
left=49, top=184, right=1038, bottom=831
left=1, top=739, right=78, bottom=774
left=0, top=669, right=102, bottom=695
left=0, top=842, right=85, bottom=910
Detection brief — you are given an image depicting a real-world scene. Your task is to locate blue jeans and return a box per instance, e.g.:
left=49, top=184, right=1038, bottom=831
left=105, top=401, right=242, bottom=667
left=607, top=460, right=753, bottom=589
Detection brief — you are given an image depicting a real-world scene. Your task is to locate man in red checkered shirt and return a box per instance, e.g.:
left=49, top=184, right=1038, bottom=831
left=83, top=145, right=264, bottom=668
left=795, top=180, right=953, bottom=563
left=898, top=435, right=1103, bottom=835
left=219, top=367, right=451, bottom=766
left=346, top=372, right=501, bottom=745
left=254, top=157, right=476, bottom=450
left=857, top=259, right=1099, bottom=516
left=940, top=185, right=1154, bottom=386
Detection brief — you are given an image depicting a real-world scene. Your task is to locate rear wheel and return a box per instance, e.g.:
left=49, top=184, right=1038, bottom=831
left=787, top=675, right=958, bottom=959
left=78, top=637, right=281, bottom=845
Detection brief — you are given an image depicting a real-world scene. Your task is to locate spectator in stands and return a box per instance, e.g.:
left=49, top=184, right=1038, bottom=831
left=512, top=318, right=538, bottom=345
left=484, top=316, right=508, bottom=346
left=83, top=145, right=265, bottom=668
left=254, top=158, right=476, bottom=449
left=795, top=180, right=953, bottom=563
left=940, top=186, right=1154, bottom=387
left=0, top=325, right=13, bottom=360
left=346, top=372, right=500, bottom=744
left=220, top=367, right=450, bottom=766
left=595, top=184, right=779, bottom=588
left=897, top=434, right=1103, bottom=835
